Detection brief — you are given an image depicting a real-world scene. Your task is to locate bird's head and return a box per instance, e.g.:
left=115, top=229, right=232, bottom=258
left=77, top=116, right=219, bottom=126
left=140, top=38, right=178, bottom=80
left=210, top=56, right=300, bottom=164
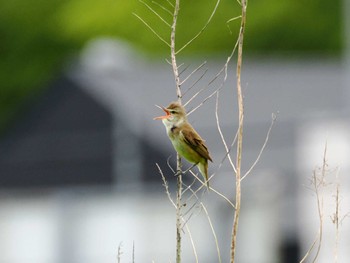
left=154, top=101, right=187, bottom=127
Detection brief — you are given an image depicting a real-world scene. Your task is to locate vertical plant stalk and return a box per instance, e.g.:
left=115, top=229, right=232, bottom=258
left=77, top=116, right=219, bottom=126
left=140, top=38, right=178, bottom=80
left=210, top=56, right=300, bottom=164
left=299, top=143, right=327, bottom=263
left=176, top=155, right=182, bottom=263
left=171, top=0, right=181, bottom=97
left=170, top=1, right=182, bottom=262
left=333, top=174, right=340, bottom=263
left=230, top=0, right=247, bottom=262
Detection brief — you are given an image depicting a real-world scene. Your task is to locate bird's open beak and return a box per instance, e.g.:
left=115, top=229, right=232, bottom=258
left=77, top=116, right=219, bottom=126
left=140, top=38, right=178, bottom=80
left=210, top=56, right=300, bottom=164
left=153, top=105, right=170, bottom=120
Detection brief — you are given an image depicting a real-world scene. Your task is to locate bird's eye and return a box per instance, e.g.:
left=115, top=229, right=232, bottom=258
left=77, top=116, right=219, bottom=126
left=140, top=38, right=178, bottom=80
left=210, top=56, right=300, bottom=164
left=170, top=110, right=176, bottom=114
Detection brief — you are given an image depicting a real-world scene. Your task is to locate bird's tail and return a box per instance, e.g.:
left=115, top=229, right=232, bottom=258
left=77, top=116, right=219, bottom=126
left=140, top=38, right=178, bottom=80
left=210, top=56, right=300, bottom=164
left=198, top=161, right=210, bottom=190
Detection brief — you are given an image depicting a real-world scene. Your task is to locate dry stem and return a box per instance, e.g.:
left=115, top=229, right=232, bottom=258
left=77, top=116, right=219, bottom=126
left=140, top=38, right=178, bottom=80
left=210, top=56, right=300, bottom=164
left=230, top=0, right=247, bottom=262
left=299, top=143, right=328, bottom=263
left=169, top=1, right=183, bottom=262
left=332, top=176, right=340, bottom=263
left=175, top=155, right=182, bottom=263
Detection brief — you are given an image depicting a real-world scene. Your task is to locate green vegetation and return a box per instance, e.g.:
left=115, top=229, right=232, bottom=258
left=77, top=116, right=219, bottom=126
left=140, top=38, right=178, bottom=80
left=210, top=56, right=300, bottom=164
left=0, top=0, right=343, bottom=131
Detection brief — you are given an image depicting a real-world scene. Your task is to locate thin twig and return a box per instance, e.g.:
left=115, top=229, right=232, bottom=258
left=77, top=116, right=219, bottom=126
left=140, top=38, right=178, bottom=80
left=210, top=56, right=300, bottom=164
left=166, top=0, right=174, bottom=8
left=133, top=13, right=171, bottom=47
left=179, top=64, right=191, bottom=76
left=215, top=91, right=237, bottom=173
left=201, top=203, right=222, bottom=263
left=188, top=170, right=235, bottom=209
left=227, top=15, right=242, bottom=24
left=299, top=143, right=328, bottom=263
left=184, top=223, right=199, bottom=263
left=187, top=88, right=220, bottom=116
left=187, top=38, right=239, bottom=116
left=241, top=113, right=277, bottom=181
left=166, top=155, right=176, bottom=173
left=184, top=86, right=206, bottom=108
left=176, top=0, right=221, bottom=54
left=331, top=170, right=340, bottom=263
left=152, top=1, right=173, bottom=16
left=182, top=68, right=208, bottom=98
left=226, top=15, right=242, bottom=34
left=181, top=178, right=197, bottom=196
left=181, top=179, right=221, bottom=263
left=139, top=0, right=172, bottom=27
left=159, top=163, right=199, bottom=263
left=180, top=61, right=207, bottom=86
left=157, top=163, right=176, bottom=208
left=299, top=235, right=319, bottom=263
left=311, top=171, right=324, bottom=263
left=300, top=171, right=324, bottom=263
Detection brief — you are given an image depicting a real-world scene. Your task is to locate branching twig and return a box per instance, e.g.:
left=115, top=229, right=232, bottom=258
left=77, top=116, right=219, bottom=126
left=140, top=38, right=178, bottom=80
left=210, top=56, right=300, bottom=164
left=299, top=170, right=324, bottom=263
left=330, top=168, right=350, bottom=263
left=157, top=163, right=176, bottom=208
left=300, top=143, right=328, bottom=263
left=159, top=163, right=200, bottom=263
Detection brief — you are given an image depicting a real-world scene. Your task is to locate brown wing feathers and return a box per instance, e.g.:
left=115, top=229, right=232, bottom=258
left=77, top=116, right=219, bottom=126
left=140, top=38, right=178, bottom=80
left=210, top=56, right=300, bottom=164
left=180, top=123, right=213, bottom=162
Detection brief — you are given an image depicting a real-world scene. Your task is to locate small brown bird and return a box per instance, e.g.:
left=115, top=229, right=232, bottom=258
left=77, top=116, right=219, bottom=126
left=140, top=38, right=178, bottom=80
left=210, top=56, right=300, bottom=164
left=154, top=101, right=213, bottom=188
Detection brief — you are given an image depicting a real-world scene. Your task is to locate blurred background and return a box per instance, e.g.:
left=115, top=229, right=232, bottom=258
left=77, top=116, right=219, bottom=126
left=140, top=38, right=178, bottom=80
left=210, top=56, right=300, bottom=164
left=0, top=0, right=349, bottom=262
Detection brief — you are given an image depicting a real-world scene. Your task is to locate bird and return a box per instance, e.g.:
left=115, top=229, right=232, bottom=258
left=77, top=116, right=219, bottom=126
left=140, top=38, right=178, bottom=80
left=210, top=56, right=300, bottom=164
left=154, top=101, right=213, bottom=188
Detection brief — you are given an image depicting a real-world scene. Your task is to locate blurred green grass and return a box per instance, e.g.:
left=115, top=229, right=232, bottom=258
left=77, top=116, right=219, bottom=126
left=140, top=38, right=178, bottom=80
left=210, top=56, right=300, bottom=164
left=0, top=0, right=343, bottom=132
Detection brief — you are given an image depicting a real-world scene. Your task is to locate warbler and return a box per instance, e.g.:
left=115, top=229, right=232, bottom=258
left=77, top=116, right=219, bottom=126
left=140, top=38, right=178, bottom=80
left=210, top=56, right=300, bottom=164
left=154, top=101, right=212, bottom=188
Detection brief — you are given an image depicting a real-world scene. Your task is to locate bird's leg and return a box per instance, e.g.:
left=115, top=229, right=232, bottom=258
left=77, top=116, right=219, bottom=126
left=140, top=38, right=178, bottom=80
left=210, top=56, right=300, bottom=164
left=174, top=163, right=197, bottom=177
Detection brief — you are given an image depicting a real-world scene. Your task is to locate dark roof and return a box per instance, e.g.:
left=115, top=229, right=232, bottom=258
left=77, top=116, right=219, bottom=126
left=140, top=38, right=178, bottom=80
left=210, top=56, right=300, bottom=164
left=0, top=75, right=113, bottom=188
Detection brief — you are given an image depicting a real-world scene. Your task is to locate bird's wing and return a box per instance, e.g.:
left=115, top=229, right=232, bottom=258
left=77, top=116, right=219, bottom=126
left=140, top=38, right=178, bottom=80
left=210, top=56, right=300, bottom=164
left=180, top=124, right=213, bottom=162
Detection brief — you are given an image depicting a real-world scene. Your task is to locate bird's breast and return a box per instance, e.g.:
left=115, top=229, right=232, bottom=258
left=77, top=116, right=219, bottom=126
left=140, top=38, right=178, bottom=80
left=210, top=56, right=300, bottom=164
left=171, top=136, right=202, bottom=164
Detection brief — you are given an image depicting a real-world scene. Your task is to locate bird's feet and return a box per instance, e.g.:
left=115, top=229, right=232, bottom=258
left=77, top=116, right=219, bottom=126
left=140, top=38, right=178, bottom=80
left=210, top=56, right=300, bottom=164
left=174, top=170, right=182, bottom=177
left=174, top=163, right=198, bottom=177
